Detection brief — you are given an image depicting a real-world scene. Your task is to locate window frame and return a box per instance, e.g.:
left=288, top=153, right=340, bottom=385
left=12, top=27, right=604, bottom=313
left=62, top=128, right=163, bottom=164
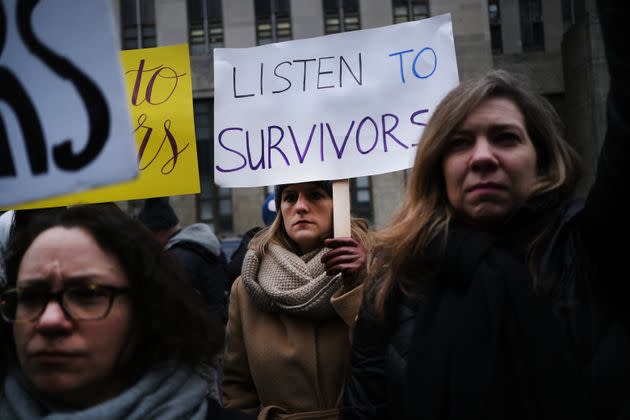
left=121, top=0, right=157, bottom=50
left=187, top=0, right=225, bottom=55
left=255, top=0, right=292, bottom=45
left=350, top=176, right=374, bottom=222
left=488, top=0, right=503, bottom=55
left=519, top=0, right=545, bottom=52
left=324, top=0, right=361, bottom=35
left=391, top=0, right=429, bottom=24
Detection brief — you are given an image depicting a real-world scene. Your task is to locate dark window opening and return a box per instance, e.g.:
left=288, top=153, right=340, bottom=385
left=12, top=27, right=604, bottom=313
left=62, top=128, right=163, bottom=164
left=324, top=0, right=360, bottom=34
left=350, top=176, right=374, bottom=222
left=121, top=0, right=156, bottom=50
left=392, top=0, right=429, bottom=24
left=488, top=0, right=503, bottom=54
left=187, top=0, right=224, bottom=55
left=520, top=0, right=545, bottom=52
left=255, top=0, right=292, bottom=45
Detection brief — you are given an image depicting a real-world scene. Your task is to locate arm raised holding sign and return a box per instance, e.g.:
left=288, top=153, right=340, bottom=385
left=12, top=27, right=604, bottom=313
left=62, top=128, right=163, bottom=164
left=223, top=181, right=373, bottom=419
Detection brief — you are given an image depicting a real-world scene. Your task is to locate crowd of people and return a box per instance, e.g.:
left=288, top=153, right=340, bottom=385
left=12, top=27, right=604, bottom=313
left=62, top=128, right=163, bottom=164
left=1, top=0, right=627, bottom=418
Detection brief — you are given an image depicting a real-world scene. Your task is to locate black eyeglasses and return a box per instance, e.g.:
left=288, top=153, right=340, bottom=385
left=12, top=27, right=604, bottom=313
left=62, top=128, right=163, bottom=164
left=0, top=284, right=129, bottom=323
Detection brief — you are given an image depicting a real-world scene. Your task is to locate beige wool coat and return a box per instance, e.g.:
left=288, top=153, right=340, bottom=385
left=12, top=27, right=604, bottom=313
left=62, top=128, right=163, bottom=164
left=222, top=277, right=363, bottom=420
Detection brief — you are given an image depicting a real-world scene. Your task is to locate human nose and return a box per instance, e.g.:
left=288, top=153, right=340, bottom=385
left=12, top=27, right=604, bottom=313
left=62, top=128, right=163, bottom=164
left=35, top=298, right=73, bottom=331
left=469, top=137, right=498, bottom=172
left=294, top=193, right=309, bottom=213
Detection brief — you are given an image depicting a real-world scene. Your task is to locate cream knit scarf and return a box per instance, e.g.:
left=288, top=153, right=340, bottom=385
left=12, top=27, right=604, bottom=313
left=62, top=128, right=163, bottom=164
left=241, top=244, right=342, bottom=320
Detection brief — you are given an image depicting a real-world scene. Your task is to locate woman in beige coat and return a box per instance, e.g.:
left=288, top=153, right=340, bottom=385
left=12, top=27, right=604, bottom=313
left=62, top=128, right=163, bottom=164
left=223, top=181, right=373, bottom=419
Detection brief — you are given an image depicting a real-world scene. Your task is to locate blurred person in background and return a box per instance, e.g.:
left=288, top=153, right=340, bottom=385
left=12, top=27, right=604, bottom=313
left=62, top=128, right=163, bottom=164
left=138, top=197, right=229, bottom=403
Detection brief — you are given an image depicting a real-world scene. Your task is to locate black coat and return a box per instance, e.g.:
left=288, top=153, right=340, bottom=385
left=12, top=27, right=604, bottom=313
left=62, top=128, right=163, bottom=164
left=225, top=226, right=262, bottom=284
left=344, top=174, right=630, bottom=420
left=170, top=240, right=229, bottom=324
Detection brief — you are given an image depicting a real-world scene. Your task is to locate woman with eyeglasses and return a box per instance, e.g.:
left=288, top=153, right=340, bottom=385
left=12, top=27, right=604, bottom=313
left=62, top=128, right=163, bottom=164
left=0, top=204, right=252, bottom=420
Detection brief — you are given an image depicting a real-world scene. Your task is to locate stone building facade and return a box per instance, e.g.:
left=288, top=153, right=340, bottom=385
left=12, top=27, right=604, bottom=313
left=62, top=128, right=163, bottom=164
left=112, top=0, right=606, bottom=238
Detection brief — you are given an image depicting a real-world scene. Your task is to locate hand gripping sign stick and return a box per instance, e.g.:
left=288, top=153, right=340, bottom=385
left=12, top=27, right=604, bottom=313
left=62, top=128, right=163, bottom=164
left=332, top=179, right=351, bottom=237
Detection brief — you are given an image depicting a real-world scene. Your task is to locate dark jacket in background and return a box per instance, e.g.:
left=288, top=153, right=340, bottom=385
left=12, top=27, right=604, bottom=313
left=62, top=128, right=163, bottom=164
left=167, top=223, right=229, bottom=323
left=225, top=227, right=261, bottom=285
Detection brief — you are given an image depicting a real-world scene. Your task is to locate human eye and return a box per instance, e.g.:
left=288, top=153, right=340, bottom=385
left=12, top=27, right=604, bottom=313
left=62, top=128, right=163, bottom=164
left=283, top=191, right=297, bottom=204
left=308, top=190, right=325, bottom=201
left=497, top=131, right=520, bottom=142
left=65, top=285, right=109, bottom=306
left=17, top=287, right=48, bottom=308
left=446, top=136, right=471, bottom=152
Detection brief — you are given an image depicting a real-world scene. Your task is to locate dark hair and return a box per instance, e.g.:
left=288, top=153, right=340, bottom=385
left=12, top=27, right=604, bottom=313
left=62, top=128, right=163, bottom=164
left=137, top=197, right=180, bottom=231
left=1, top=203, right=222, bottom=383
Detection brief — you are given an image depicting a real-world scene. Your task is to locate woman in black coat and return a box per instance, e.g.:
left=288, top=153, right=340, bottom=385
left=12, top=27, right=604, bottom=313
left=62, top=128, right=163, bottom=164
left=342, top=3, right=629, bottom=417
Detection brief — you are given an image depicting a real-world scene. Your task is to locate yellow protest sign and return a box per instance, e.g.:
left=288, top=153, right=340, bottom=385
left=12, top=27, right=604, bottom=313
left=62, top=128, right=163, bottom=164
left=6, top=44, right=199, bottom=210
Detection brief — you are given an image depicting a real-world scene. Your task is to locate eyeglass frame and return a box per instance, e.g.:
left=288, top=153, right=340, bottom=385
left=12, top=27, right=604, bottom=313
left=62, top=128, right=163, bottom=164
left=0, top=284, right=130, bottom=324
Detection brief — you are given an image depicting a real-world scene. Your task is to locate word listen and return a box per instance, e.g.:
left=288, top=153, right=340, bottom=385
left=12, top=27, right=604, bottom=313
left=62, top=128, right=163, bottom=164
left=232, top=53, right=363, bottom=98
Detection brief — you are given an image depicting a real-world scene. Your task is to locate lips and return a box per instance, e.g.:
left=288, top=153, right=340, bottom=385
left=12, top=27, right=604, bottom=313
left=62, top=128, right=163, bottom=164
left=466, top=182, right=507, bottom=193
left=293, top=219, right=313, bottom=226
left=29, top=350, right=84, bottom=364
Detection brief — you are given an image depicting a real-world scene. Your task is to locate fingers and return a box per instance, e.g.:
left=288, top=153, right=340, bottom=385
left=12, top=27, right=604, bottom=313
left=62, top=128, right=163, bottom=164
left=321, top=241, right=367, bottom=279
left=321, top=246, right=359, bottom=264
left=323, top=237, right=358, bottom=249
left=323, top=253, right=360, bottom=270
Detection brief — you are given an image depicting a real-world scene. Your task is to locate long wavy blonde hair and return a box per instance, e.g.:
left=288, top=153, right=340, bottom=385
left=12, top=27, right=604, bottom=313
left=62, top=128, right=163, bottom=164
left=370, top=70, right=581, bottom=319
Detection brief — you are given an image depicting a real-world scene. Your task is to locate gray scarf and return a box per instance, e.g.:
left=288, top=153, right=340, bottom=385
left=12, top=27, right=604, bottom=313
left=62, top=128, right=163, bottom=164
left=0, top=364, right=209, bottom=420
left=241, top=244, right=342, bottom=320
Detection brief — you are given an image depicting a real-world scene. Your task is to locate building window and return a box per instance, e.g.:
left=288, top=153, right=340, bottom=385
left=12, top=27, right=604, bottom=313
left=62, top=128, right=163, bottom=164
left=392, top=0, right=428, bottom=24
left=255, top=0, right=292, bottom=45
left=121, top=0, right=157, bottom=50
left=350, top=176, right=373, bottom=222
left=519, top=0, right=545, bottom=52
left=488, top=0, right=503, bottom=54
left=324, top=0, right=361, bottom=34
left=187, top=0, right=224, bottom=54
left=194, top=99, right=233, bottom=233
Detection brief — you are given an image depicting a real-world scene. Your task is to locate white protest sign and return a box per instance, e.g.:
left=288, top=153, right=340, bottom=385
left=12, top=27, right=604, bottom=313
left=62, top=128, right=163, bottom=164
left=214, top=13, right=459, bottom=187
left=0, top=0, right=137, bottom=207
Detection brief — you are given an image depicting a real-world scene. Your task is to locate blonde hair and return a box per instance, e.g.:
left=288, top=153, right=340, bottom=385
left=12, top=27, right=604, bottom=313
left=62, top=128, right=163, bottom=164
left=370, top=70, right=581, bottom=319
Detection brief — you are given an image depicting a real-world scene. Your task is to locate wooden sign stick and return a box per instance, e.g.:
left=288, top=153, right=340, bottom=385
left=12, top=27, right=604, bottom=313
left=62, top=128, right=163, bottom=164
left=332, top=179, right=351, bottom=237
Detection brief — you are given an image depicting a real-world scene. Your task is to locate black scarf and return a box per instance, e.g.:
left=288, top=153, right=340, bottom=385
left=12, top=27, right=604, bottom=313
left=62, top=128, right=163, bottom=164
left=403, top=228, right=592, bottom=420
